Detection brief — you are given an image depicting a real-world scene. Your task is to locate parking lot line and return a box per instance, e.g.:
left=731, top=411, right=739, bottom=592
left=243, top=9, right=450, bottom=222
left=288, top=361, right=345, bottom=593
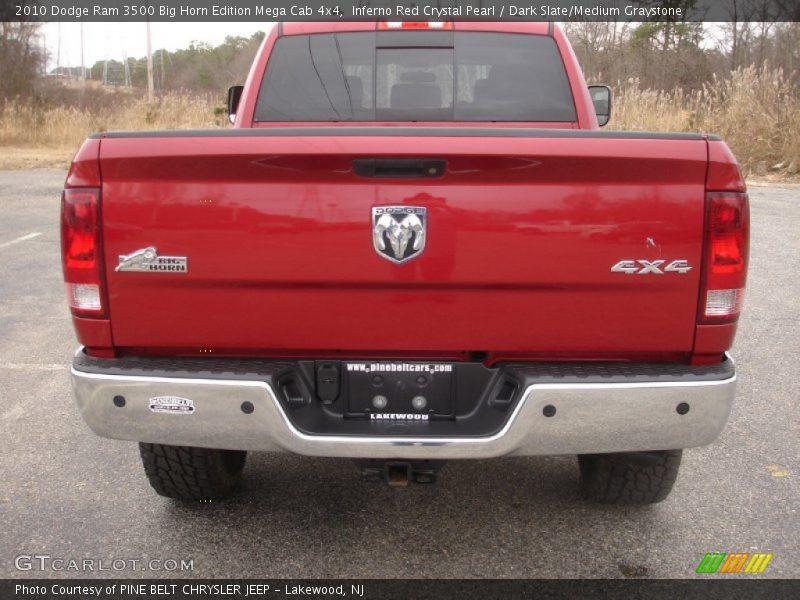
left=0, top=232, right=42, bottom=250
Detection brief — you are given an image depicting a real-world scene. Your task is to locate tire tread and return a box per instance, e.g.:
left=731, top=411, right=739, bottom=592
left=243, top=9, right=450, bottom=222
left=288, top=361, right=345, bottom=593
left=579, top=450, right=682, bottom=505
left=139, top=443, right=246, bottom=501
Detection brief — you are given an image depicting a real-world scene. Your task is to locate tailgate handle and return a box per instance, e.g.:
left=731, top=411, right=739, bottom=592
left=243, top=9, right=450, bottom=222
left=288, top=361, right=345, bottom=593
left=353, top=159, right=445, bottom=179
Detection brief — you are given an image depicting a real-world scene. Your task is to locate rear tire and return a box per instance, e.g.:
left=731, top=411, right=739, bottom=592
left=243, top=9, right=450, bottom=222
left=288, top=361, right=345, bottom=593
left=139, top=443, right=246, bottom=501
left=578, top=450, right=682, bottom=505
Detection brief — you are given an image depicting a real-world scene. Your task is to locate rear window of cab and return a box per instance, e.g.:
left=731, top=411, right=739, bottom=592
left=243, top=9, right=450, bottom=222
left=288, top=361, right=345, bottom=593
left=255, top=31, right=577, bottom=122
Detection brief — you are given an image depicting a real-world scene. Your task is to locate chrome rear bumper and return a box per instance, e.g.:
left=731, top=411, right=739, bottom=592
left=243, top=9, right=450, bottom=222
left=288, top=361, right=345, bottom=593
left=70, top=351, right=736, bottom=459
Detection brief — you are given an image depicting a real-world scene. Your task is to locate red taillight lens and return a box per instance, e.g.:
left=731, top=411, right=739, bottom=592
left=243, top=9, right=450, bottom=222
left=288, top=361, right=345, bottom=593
left=61, top=188, right=106, bottom=317
left=700, top=192, right=749, bottom=323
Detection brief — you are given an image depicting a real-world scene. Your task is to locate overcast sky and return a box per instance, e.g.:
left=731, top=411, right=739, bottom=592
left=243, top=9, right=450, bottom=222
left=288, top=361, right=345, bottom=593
left=42, top=22, right=275, bottom=69
left=42, top=21, right=722, bottom=70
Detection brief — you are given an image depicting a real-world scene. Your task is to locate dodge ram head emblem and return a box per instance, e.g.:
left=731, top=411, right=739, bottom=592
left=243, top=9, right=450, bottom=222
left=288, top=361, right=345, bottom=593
left=372, top=206, right=427, bottom=264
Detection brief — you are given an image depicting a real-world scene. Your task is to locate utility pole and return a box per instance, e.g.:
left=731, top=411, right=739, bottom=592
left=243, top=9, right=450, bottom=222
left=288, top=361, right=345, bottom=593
left=146, top=20, right=154, bottom=103
left=160, top=48, right=165, bottom=90
left=123, top=49, right=131, bottom=87
left=80, top=21, right=86, bottom=89
left=56, top=22, right=61, bottom=72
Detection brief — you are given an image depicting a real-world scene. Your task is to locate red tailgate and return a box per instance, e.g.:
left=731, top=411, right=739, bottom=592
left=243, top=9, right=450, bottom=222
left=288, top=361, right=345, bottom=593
left=98, top=131, right=708, bottom=359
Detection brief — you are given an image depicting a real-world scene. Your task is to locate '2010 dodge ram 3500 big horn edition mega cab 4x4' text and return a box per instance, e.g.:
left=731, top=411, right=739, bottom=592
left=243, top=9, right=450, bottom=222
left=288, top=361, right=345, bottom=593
left=63, top=21, right=748, bottom=504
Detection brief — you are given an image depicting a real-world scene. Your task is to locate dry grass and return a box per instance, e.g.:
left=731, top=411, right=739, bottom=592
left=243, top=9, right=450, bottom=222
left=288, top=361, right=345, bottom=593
left=1, top=69, right=798, bottom=180
left=0, top=146, right=74, bottom=169
left=0, top=92, right=226, bottom=169
left=611, top=66, right=800, bottom=180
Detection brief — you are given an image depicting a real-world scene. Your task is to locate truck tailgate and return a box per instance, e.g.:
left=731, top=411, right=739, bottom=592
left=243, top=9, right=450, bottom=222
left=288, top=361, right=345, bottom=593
left=97, top=129, right=708, bottom=356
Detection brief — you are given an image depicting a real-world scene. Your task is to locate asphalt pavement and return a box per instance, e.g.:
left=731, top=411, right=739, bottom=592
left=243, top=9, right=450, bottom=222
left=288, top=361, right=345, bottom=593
left=0, top=169, right=797, bottom=579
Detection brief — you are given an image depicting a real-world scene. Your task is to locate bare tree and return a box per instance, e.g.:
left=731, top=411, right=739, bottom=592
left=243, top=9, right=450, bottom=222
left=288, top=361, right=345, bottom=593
left=0, top=21, right=44, bottom=99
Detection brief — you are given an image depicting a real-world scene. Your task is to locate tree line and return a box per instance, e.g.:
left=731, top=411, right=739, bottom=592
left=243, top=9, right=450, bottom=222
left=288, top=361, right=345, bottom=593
left=1, top=19, right=797, bottom=103
left=565, top=20, right=799, bottom=90
left=80, top=32, right=266, bottom=92
left=0, top=23, right=265, bottom=102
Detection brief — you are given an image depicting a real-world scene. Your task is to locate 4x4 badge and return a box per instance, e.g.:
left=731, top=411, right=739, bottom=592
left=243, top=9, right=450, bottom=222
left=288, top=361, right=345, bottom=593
left=372, top=206, right=427, bottom=264
left=610, top=259, right=692, bottom=274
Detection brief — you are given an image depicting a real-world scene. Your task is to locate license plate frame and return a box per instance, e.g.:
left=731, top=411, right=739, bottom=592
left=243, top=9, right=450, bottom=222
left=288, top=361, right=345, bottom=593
left=343, top=361, right=455, bottom=420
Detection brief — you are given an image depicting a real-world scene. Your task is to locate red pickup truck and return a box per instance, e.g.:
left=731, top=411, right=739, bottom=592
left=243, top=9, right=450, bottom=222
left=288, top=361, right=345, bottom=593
left=63, top=21, right=748, bottom=504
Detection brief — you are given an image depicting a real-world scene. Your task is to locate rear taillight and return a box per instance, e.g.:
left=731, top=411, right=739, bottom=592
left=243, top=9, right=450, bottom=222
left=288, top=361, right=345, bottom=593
left=61, top=187, right=106, bottom=317
left=700, top=192, right=749, bottom=323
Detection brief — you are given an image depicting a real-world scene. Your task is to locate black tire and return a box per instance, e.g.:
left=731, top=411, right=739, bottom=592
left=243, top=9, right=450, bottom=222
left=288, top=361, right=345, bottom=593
left=139, top=443, right=246, bottom=501
left=578, top=450, right=682, bottom=505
